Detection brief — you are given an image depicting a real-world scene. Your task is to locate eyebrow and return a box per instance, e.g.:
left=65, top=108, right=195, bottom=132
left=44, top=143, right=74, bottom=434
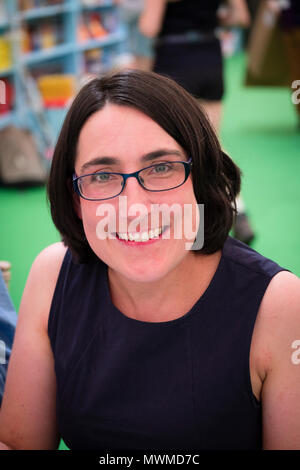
left=80, top=149, right=184, bottom=173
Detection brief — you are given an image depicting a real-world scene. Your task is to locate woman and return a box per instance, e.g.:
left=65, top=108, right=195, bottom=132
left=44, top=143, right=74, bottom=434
left=0, top=70, right=299, bottom=450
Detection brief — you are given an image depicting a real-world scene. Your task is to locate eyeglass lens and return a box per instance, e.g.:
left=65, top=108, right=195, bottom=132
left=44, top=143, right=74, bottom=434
left=78, top=162, right=187, bottom=200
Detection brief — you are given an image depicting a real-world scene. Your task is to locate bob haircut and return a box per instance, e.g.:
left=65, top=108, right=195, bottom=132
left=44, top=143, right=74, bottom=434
left=47, top=69, right=241, bottom=262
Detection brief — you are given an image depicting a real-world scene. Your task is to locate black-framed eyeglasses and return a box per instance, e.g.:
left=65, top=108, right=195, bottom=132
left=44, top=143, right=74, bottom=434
left=73, top=158, right=193, bottom=201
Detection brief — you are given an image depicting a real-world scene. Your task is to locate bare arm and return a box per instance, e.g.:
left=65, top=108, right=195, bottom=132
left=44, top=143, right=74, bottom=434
left=0, top=243, right=67, bottom=450
left=139, top=0, right=167, bottom=38
left=257, top=271, right=300, bottom=449
left=218, top=0, right=251, bottom=28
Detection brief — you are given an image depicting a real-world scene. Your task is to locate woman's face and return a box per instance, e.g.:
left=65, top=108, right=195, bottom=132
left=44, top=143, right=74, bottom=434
left=75, top=104, right=199, bottom=283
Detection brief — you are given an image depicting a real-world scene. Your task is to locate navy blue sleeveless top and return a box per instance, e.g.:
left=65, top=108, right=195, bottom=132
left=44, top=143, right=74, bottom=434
left=48, top=236, right=286, bottom=450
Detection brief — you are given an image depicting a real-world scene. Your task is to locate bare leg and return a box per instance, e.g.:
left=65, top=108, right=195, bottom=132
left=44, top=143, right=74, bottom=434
left=281, top=29, right=300, bottom=126
left=135, top=56, right=154, bottom=72
left=117, top=56, right=154, bottom=72
left=200, top=100, right=223, bottom=134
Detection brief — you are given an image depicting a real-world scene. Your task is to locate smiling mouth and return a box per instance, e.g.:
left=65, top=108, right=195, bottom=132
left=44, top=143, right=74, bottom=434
left=115, top=226, right=168, bottom=243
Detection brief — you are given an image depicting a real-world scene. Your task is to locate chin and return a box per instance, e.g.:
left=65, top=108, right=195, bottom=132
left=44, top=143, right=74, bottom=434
left=88, top=232, right=189, bottom=282
left=112, top=247, right=187, bottom=284
left=114, top=264, right=172, bottom=284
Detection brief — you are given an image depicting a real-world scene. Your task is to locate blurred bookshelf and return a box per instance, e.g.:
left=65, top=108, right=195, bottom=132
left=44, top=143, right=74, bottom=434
left=0, top=0, right=126, bottom=158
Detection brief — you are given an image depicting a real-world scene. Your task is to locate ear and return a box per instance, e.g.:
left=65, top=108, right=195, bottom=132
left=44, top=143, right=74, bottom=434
left=73, top=193, right=82, bottom=220
left=68, top=177, right=82, bottom=220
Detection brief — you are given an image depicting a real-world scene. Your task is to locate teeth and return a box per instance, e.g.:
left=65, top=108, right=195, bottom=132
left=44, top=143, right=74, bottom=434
left=118, top=233, right=128, bottom=241
left=117, top=227, right=163, bottom=242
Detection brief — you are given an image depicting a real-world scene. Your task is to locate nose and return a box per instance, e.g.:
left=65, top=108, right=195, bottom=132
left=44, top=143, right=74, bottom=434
left=121, top=174, right=149, bottom=204
left=117, top=175, right=153, bottom=227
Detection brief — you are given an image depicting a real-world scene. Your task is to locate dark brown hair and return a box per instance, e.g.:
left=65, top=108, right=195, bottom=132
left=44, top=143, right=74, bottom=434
left=47, top=69, right=241, bottom=262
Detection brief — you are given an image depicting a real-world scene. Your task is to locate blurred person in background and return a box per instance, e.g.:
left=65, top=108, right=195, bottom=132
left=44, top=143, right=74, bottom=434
left=278, top=0, right=300, bottom=128
left=139, top=0, right=255, bottom=244
left=117, top=0, right=155, bottom=71
left=244, top=0, right=260, bottom=42
left=140, top=0, right=250, bottom=132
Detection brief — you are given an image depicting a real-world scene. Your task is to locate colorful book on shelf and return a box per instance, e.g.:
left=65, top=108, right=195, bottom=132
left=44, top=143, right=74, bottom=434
left=21, top=20, right=63, bottom=53
left=19, top=0, right=64, bottom=10
left=0, top=78, right=14, bottom=115
left=0, top=0, right=123, bottom=138
left=0, top=37, right=12, bottom=71
left=78, top=12, right=108, bottom=42
left=89, top=13, right=107, bottom=39
left=37, top=74, right=76, bottom=108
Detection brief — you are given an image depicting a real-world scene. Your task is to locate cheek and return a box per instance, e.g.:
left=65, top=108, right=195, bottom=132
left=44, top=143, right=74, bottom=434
left=157, top=185, right=199, bottom=246
left=80, top=201, right=100, bottom=238
left=80, top=200, right=118, bottom=241
left=80, top=203, right=114, bottom=261
left=172, top=180, right=198, bottom=217
left=177, top=185, right=200, bottom=241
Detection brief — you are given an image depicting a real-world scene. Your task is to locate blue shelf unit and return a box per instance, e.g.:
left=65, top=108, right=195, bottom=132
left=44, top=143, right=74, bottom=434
left=0, top=0, right=126, bottom=156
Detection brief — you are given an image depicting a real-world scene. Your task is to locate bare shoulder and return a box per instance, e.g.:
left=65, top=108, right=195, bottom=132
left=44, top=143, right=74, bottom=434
left=251, top=270, right=300, bottom=384
left=253, top=271, right=300, bottom=448
left=31, top=241, right=68, bottom=275
left=19, top=242, right=68, bottom=330
left=28, top=241, right=68, bottom=292
left=259, top=270, right=300, bottom=327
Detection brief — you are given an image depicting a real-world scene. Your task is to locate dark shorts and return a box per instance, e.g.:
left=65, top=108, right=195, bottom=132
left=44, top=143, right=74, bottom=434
left=153, top=38, right=224, bottom=101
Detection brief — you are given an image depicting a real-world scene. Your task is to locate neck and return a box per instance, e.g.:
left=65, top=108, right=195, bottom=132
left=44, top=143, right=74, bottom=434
left=107, top=250, right=221, bottom=323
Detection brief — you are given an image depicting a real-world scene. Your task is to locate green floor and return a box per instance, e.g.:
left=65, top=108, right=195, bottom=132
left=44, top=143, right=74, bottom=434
left=0, top=52, right=299, bottom=451
left=221, top=54, right=300, bottom=276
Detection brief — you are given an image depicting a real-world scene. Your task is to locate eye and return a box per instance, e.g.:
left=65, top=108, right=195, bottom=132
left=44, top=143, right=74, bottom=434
left=91, top=172, right=114, bottom=183
left=152, top=163, right=173, bottom=174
